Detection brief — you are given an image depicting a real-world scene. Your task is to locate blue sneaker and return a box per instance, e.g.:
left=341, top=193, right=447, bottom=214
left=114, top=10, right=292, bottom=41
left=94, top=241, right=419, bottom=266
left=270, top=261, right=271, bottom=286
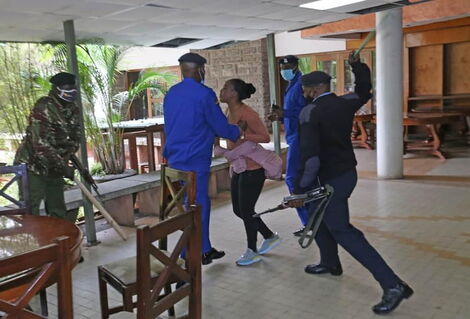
left=258, top=233, right=281, bottom=255
left=236, top=248, right=261, bottom=266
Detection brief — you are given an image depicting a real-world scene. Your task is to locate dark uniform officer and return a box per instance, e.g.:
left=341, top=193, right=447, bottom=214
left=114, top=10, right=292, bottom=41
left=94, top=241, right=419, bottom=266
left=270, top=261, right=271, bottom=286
left=14, top=72, right=80, bottom=222
left=293, top=53, right=413, bottom=315
left=163, top=53, right=242, bottom=265
left=275, top=55, right=311, bottom=234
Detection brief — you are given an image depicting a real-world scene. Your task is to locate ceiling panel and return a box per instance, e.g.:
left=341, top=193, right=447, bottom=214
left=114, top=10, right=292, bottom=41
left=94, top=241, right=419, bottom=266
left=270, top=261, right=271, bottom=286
left=74, top=18, right=137, bottom=33
left=178, top=38, right=233, bottom=50
left=259, top=7, right=327, bottom=22
left=117, top=22, right=174, bottom=36
left=147, top=0, right=216, bottom=10
left=104, top=6, right=176, bottom=21
left=89, top=0, right=149, bottom=5
left=0, top=0, right=408, bottom=46
left=326, top=0, right=399, bottom=13
left=267, top=0, right=313, bottom=5
left=0, top=0, right=74, bottom=14
left=227, top=2, right=292, bottom=17
left=54, top=2, right=132, bottom=18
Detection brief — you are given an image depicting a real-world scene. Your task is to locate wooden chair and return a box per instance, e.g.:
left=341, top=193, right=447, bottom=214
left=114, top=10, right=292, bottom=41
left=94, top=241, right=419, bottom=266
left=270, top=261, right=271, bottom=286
left=97, top=165, right=197, bottom=318
left=136, top=205, right=202, bottom=319
left=0, top=236, right=73, bottom=318
left=0, top=163, right=31, bottom=215
left=0, top=163, right=51, bottom=316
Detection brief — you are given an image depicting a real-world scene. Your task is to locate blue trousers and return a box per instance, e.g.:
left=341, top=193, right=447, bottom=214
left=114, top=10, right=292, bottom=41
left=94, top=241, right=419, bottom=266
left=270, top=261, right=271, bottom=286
left=194, top=171, right=213, bottom=254
left=285, top=138, right=310, bottom=225
left=313, top=169, right=400, bottom=290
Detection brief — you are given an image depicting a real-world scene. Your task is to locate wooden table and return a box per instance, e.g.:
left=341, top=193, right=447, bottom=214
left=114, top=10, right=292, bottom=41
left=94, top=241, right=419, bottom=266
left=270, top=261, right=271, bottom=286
left=403, top=113, right=461, bottom=159
left=0, top=215, right=83, bottom=300
left=352, top=114, right=375, bottom=150
left=111, top=118, right=165, bottom=172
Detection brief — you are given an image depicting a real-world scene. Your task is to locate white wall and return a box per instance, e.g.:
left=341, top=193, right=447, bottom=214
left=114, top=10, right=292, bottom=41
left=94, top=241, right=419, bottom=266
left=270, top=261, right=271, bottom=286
left=118, top=31, right=346, bottom=70
left=118, top=47, right=189, bottom=70
left=275, top=31, right=346, bottom=57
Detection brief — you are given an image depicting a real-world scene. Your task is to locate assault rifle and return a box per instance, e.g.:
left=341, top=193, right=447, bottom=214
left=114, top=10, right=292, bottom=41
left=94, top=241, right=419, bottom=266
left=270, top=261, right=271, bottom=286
left=254, top=184, right=334, bottom=248
left=70, top=154, right=101, bottom=197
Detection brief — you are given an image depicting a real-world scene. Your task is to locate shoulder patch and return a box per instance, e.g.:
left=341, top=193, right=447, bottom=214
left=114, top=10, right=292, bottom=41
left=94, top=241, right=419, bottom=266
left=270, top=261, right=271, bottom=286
left=299, top=103, right=318, bottom=125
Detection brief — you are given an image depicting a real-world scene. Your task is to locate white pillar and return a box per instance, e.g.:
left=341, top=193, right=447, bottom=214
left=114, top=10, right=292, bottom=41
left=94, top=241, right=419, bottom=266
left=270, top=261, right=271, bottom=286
left=376, top=8, right=404, bottom=179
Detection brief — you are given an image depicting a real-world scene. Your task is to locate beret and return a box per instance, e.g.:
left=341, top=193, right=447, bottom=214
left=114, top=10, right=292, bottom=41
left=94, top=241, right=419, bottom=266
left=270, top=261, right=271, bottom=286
left=301, top=71, right=331, bottom=86
left=178, top=52, right=207, bottom=65
left=49, top=72, right=76, bottom=86
left=279, top=55, right=299, bottom=65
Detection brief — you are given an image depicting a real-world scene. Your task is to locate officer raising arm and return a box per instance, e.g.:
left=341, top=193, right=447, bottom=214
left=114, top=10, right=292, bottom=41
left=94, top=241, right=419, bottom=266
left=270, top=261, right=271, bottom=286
left=290, top=52, right=413, bottom=315
left=163, top=53, right=243, bottom=265
left=14, top=72, right=80, bottom=222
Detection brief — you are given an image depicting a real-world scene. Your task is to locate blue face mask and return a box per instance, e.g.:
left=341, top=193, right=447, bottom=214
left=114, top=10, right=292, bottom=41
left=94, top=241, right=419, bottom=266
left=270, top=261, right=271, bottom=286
left=280, top=69, right=296, bottom=81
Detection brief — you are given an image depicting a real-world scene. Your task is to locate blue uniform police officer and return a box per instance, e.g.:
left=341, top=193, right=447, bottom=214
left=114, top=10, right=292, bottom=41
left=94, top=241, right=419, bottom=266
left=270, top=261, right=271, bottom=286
left=163, top=53, right=243, bottom=265
left=269, top=55, right=310, bottom=235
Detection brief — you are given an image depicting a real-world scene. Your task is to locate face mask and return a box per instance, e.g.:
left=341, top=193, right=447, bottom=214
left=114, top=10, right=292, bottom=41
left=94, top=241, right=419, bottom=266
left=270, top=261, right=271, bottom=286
left=281, top=69, right=296, bottom=81
left=58, top=88, right=78, bottom=102
left=198, top=68, right=205, bottom=84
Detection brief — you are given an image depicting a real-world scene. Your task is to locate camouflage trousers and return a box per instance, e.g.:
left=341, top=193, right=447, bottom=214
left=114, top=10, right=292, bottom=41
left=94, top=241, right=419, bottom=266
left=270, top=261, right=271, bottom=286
left=29, top=173, right=78, bottom=223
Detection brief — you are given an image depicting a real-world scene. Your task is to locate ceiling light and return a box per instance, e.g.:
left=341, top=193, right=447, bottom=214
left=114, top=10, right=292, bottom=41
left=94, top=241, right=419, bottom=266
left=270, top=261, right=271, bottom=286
left=300, top=0, right=367, bottom=10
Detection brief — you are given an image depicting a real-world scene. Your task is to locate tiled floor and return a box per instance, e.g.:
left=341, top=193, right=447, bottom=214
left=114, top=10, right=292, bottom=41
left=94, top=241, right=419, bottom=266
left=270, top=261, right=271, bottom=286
left=35, top=147, right=470, bottom=319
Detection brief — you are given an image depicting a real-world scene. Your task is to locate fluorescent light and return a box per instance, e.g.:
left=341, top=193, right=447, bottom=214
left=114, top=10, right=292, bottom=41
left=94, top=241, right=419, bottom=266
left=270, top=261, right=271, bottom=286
left=300, top=0, right=367, bottom=10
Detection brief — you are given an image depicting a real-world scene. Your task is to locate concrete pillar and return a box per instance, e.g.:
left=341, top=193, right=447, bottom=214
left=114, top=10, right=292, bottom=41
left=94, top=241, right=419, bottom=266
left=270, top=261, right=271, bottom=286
left=64, top=20, right=99, bottom=245
left=267, top=33, right=281, bottom=155
left=376, top=8, right=404, bottom=179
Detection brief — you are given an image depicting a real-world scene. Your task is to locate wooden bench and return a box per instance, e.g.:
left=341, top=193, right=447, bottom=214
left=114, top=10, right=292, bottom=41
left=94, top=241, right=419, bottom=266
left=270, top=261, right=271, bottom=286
left=55, top=143, right=288, bottom=227
left=52, top=158, right=231, bottom=227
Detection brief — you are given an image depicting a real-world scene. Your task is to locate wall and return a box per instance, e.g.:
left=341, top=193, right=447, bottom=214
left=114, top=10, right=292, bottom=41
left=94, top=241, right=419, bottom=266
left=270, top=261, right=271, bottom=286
left=275, top=31, right=345, bottom=57
left=118, top=47, right=189, bottom=71
left=193, top=39, right=271, bottom=122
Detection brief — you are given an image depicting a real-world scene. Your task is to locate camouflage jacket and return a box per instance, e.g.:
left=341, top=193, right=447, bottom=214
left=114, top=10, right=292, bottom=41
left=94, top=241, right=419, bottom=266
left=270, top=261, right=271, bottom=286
left=14, top=93, right=81, bottom=177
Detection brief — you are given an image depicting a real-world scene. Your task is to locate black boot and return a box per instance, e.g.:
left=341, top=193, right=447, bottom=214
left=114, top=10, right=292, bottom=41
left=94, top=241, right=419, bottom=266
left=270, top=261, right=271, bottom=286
left=202, top=248, right=225, bottom=265
left=304, top=263, right=343, bottom=276
left=372, top=281, right=413, bottom=315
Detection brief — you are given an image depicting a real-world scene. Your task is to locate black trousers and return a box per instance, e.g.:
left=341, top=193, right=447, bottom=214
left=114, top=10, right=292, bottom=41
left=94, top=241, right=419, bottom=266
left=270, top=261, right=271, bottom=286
left=231, top=168, right=273, bottom=252
left=314, top=169, right=400, bottom=290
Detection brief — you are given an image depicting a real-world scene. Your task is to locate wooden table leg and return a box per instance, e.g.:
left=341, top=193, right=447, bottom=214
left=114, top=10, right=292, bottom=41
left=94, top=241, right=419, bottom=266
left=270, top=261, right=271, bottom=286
left=357, top=121, right=374, bottom=150
left=146, top=132, right=155, bottom=172
left=427, top=124, right=446, bottom=160
left=128, top=136, right=138, bottom=171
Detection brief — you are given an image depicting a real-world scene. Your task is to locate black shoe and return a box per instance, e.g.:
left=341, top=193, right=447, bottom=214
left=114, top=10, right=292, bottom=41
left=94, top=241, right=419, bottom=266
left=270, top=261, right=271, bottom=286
left=79, top=256, right=85, bottom=263
left=372, top=281, right=413, bottom=315
left=202, top=248, right=225, bottom=265
left=176, top=281, right=186, bottom=289
left=304, top=263, right=343, bottom=276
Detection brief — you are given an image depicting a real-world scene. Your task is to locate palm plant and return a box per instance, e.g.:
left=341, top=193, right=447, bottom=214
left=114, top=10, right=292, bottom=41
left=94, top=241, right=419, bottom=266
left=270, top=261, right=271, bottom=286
left=0, top=43, right=53, bottom=146
left=298, top=56, right=313, bottom=74
left=52, top=43, right=176, bottom=174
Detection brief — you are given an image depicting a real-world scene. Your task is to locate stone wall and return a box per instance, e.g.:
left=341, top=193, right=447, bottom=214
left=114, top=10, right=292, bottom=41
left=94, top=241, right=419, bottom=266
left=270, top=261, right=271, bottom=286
left=192, top=39, right=271, bottom=123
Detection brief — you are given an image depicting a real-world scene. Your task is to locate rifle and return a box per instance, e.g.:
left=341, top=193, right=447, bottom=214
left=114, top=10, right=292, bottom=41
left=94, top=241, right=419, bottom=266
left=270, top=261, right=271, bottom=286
left=70, top=154, right=101, bottom=197
left=253, top=185, right=331, bottom=218
left=254, top=185, right=334, bottom=248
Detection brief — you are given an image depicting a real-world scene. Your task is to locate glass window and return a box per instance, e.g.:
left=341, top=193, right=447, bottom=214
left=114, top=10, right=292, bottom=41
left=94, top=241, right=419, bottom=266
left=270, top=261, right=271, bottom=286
left=316, top=60, right=337, bottom=93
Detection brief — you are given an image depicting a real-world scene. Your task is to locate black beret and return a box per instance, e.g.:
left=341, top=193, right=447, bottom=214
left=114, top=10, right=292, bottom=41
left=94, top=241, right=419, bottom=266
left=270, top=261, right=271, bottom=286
left=49, top=72, right=76, bottom=86
left=279, top=55, right=299, bottom=65
left=178, top=52, right=207, bottom=65
left=301, top=71, right=331, bottom=86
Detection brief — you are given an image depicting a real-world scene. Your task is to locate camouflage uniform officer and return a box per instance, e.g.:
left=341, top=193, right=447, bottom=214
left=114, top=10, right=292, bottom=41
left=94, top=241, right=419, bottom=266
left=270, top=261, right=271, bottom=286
left=14, top=72, right=80, bottom=222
